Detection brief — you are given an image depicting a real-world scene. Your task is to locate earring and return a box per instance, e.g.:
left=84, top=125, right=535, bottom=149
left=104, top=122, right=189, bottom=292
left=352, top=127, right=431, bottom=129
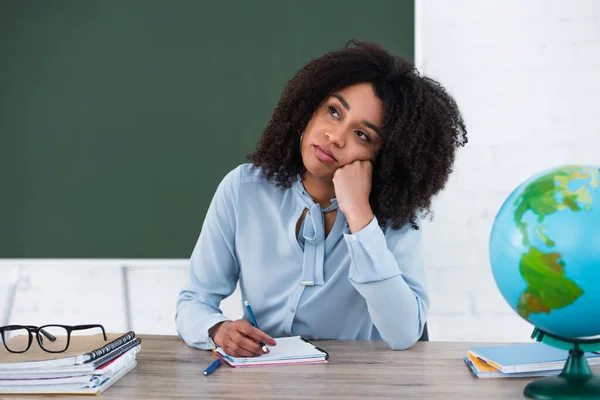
left=299, top=133, right=304, bottom=153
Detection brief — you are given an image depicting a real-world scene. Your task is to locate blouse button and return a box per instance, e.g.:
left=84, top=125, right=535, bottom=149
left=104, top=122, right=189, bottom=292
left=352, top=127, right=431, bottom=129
left=351, top=235, right=358, bottom=240
left=290, top=307, right=295, bottom=313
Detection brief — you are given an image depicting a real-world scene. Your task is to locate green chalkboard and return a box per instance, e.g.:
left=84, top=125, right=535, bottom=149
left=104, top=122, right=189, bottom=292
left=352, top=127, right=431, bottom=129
left=0, top=0, right=414, bottom=258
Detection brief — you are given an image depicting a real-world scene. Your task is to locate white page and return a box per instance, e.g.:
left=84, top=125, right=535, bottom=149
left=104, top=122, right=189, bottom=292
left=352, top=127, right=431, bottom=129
left=217, top=336, right=327, bottom=363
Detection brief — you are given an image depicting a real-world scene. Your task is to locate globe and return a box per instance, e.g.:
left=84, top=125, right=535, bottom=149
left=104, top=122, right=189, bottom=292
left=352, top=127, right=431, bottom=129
left=489, top=165, right=600, bottom=339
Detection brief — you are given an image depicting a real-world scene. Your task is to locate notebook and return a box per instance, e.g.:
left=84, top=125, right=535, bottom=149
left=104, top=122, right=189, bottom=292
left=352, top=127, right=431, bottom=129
left=0, top=343, right=141, bottom=379
left=0, top=331, right=137, bottom=370
left=0, top=361, right=136, bottom=395
left=213, top=336, right=328, bottom=367
left=463, top=355, right=558, bottom=378
left=467, top=342, right=600, bottom=373
left=0, top=355, right=137, bottom=387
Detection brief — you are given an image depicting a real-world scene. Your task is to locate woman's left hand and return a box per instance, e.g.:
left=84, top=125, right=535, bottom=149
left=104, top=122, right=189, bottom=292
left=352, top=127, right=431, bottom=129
left=333, top=160, right=375, bottom=232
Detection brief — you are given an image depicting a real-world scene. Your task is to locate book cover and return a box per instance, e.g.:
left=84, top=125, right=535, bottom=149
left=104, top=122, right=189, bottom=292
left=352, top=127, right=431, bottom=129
left=0, top=331, right=137, bottom=370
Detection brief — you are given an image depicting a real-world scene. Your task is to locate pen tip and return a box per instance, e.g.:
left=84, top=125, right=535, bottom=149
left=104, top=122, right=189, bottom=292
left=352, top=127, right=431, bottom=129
left=244, top=300, right=249, bottom=306
left=262, top=345, right=268, bottom=353
left=203, top=372, right=208, bottom=376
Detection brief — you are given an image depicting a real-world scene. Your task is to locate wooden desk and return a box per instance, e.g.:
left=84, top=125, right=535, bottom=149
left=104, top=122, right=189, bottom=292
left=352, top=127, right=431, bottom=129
left=11, top=335, right=600, bottom=399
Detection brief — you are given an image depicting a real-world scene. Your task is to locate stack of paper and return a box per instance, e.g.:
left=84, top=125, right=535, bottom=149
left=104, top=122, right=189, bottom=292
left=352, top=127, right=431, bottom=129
left=464, top=342, right=600, bottom=378
left=0, top=331, right=141, bottom=394
left=213, top=335, right=328, bottom=367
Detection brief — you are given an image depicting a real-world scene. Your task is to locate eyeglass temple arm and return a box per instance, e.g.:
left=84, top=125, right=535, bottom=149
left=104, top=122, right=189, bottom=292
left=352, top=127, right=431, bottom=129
left=21, top=326, right=57, bottom=342
left=39, top=329, right=56, bottom=341
left=72, top=324, right=107, bottom=340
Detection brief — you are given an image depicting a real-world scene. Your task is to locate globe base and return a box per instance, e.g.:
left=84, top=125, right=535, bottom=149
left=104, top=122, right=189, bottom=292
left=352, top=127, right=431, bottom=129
left=524, top=375, right=600, bottom=400
left=524, top=328, right=600, bottom=400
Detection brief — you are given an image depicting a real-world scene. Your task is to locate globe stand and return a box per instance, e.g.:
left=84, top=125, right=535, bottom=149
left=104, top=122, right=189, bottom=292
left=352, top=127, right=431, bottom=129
left=524, top=328, right=600, bottom=400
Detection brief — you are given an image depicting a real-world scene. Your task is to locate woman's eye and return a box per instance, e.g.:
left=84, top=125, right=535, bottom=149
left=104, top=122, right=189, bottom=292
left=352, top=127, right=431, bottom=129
left=356, top=131, right=370, bottom=142
left=328, top=106, right=339, bottom=118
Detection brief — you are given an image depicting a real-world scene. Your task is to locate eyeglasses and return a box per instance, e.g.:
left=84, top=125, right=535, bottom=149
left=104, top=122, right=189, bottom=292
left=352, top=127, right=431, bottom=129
left=0, top=324, right=107, bottom=354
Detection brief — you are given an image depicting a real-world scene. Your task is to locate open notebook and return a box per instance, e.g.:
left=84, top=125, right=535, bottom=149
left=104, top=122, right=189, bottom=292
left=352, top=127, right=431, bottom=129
left=213, top=336, right=328, bottom=367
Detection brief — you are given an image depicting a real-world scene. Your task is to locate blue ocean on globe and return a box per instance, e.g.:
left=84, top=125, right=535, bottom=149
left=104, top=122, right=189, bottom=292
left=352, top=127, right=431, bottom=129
left=489, top=165, right=600, bottom=339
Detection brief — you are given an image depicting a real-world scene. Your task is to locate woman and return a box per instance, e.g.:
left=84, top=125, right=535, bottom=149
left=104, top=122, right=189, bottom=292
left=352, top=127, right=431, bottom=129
left=176, top=41, right=467, bottom=356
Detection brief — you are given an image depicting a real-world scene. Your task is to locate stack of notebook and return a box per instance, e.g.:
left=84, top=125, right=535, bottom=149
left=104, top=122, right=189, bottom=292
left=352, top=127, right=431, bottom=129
left=213, top=336, right=328, bottom=367
left=0, top=331, right=141, bottom=395
left=464, top=342, right=600, bottom=378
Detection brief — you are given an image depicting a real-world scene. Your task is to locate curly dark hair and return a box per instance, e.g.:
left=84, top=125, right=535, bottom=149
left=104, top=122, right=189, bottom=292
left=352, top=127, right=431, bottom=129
left=248, top=40, right=467, bottom=230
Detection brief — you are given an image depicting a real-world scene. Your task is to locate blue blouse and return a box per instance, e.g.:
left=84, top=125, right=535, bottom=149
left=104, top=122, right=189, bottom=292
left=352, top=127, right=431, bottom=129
left=175, top=164, right=429, bottom=350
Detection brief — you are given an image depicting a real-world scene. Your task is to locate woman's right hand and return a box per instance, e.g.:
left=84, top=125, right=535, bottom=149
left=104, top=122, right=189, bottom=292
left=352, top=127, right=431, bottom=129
left=209, top=320, right=277, bottom=358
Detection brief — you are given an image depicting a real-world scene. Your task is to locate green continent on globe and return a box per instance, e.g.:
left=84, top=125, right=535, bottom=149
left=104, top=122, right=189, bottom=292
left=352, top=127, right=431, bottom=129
left=512, top=166, right=598, bottom=319
left=517, top=246, right=584, bottom=319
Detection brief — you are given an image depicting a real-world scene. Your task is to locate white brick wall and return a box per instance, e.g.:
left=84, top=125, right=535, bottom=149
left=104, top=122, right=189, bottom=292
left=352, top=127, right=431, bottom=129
left=1, top=262, right=127, bottom=331
left=2, top=0, right=598, bottom=342
left=417, top=0, right=600, bottom=341
left=0, top=261, right=243, bottom=336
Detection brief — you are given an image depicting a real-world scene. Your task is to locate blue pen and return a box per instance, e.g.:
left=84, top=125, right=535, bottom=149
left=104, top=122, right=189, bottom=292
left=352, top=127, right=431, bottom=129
left=244, top=300, right=268, bottom=353
left=203, top=358, right=222, bottom=376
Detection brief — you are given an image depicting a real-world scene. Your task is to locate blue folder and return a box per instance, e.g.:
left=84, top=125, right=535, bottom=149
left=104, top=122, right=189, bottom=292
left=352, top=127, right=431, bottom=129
left=467, top=342, right=600, bottom=373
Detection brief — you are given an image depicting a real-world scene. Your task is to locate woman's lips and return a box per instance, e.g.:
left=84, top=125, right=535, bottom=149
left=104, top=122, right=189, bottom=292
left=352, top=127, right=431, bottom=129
left=315, top=145, right=336, bottom=164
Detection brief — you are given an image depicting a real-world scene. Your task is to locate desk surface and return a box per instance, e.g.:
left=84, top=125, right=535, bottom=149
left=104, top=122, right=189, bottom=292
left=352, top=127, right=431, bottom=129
left=10, top=335, right=600, bottom=399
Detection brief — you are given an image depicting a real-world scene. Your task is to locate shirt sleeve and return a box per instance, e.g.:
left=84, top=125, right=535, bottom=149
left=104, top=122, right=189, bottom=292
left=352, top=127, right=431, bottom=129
left=175, top=167, right=241, bottom=350
left=344, top=216, right=429, bottom=350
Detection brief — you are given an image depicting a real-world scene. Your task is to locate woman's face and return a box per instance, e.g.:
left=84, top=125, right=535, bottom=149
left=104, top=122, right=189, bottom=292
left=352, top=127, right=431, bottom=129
left=301, top=83, right=384, bottom=181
